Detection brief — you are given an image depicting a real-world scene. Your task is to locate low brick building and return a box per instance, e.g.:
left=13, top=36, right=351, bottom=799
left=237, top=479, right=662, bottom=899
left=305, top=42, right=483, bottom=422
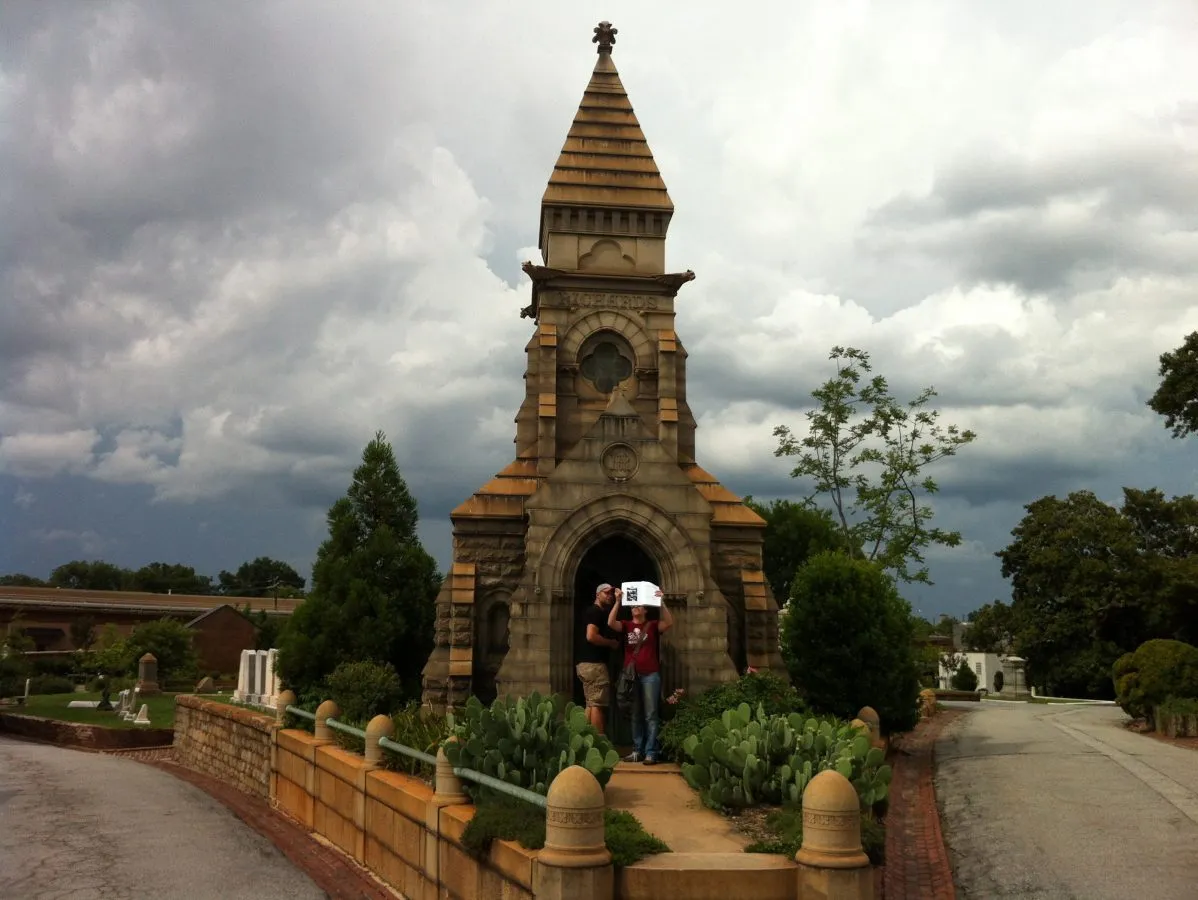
left=0, top=586, right=296, bottom=678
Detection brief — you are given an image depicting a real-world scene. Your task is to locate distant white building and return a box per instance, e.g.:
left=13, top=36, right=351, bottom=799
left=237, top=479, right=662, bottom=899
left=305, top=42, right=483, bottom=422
left=939, top=652, right=1004, bottom=692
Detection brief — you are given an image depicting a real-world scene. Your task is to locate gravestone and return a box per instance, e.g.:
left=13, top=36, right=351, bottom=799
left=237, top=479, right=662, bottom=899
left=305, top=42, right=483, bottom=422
left=97, top=677, right=114, bottom=711
left=132, top=704, right=151, bottom=726
left=136, top=653, right=161, bottom=695
left=234, top=649, right=250, bottom=702
left=195, top=675, right=216, bottom=693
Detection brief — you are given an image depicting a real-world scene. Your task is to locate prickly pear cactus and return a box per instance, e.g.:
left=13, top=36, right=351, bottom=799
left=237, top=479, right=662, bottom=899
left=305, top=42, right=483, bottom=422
left=680, top=702, right=891, bottom=811
left=444, top=692, right=620, bottom=801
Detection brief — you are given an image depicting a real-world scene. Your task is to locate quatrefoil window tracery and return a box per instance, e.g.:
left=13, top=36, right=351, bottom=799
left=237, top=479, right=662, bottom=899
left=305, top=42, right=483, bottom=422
left=580, top=341, right=633, bottom=393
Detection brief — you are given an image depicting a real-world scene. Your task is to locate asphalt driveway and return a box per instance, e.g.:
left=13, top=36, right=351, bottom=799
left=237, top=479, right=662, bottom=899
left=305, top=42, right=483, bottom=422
left=935, top=700, right=1198, bottom=900
left=0, top=735, right=329, bottom=900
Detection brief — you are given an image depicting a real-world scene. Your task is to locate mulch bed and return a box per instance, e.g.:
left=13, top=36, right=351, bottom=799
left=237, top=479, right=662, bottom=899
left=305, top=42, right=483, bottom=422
left=883, top=709, right=965, bottom=900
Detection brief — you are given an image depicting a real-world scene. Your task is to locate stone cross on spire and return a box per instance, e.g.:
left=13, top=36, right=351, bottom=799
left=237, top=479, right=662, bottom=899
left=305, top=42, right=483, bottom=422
left=592, top=21, right=617, bottom=54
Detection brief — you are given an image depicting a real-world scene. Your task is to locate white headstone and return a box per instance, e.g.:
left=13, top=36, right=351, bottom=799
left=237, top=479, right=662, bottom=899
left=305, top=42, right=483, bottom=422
left=24, top=678, right=31, bottom=699
left=253, top=649, right=268, bottom=704
left=234, top=649, right=250, bottom=702
left=261, top=649, right=278, bottom=708
left=133, top=703, right=151, bottom=726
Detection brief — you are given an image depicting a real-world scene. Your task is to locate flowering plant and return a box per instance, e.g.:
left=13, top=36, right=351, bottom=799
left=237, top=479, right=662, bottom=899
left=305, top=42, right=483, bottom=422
left=665, top=688, right=686, bottom=706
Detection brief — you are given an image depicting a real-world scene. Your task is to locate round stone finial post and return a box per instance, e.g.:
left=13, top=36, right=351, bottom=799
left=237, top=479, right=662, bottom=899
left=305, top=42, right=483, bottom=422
left=314, top=699, right=340, bottom=741
left=433, top=742, right=468, bottom=806
left=365, top=714, right=394, bottom=765
left=276, top=689, right=296, bottom=725
left=796, top=770, right=870, bottom=868
left=537, top=765, right=610, bottom=869
left=857, top=706, right=882, bottom=747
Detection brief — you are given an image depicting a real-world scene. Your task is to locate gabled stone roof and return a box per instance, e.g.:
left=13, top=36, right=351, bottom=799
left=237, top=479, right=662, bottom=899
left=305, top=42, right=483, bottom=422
left=541, top=50, right=673, bottom=211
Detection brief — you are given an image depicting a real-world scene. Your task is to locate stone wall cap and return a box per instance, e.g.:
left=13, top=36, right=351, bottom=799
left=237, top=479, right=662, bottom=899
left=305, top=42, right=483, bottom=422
left=545, top=765, right=604, bottom=810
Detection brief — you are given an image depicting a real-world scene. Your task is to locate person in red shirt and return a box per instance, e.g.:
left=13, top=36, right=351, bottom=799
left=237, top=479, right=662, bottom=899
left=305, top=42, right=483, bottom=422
left=607, top=588, right=673, bottom=764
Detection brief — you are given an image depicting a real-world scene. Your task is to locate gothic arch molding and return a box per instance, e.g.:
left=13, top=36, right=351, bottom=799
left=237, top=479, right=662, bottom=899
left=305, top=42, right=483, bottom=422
left=560, top=312, right=654, bottom=370
left=537, top=493, right=705, bottom=597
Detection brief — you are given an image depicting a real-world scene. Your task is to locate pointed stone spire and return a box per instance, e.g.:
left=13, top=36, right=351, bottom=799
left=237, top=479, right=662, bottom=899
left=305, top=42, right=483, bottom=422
left=541, top=22, right=673, bottom=213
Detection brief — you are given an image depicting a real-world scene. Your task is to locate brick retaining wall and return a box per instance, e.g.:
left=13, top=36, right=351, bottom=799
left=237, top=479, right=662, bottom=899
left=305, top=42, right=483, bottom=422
left=0, top=712, right=174, bottom=750
left=173, top=695, right=275, bottom=799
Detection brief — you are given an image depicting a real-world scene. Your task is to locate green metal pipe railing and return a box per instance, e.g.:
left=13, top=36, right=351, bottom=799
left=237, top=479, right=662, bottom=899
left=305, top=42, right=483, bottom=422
left=285, top=706, right=546, bottom=810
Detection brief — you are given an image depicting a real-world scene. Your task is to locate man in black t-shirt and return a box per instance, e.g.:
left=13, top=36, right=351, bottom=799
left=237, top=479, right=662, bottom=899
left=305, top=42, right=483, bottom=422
left=577, top=582, right=621, bottom=734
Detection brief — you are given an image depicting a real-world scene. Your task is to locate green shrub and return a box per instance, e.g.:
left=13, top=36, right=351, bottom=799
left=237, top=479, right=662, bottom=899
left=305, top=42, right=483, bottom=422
left=28, top=675, right=76, bottom=695
left=745, top=807, right=885, bottom=865
left=950, top=660, right=979, bottom=692
left=782, top=552, right=920, bottom=733
left=1158, top=696, right=1198, bottom=717
left=30, top=656, right=75, bottom=677
left=124, top=618, right=198, bottom=683
left=444, top=692, right=619, bottom=802
left=1112, top=639, right=1198, bottom=722
left=660, top=670, right=807, bottom=763
left=459, top=797, right=669, bottom=867
left=326, top=660, right=404, bottom=724
left=680, top=702, right=891, bottom=811
left=88, top=675, right=133, bottom=693
left=382, top=702, right=452, bottom=778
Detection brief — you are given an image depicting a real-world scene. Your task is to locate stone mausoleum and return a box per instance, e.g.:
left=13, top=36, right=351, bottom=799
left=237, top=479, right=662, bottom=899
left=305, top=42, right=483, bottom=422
left=421, top=23, right=785, bottom=716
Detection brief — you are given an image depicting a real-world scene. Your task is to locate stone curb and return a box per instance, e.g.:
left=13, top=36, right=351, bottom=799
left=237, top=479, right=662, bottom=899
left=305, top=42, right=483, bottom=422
left=882, top=709, right=964, bottom=900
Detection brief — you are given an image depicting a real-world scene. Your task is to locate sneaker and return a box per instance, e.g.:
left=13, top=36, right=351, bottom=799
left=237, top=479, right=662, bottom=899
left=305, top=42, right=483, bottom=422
left=622, top=751, right=642, bottom=763
left=643, top=756, right=657, bottom=766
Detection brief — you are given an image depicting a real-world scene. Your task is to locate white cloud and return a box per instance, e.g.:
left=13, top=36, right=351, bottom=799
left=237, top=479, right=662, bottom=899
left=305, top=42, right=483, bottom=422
left=1, top=0, right=1197, bottom=612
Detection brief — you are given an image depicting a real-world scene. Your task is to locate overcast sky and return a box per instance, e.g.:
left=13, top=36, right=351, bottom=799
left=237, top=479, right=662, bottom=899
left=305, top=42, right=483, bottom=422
left=2, top=1, right=1197, bottom=618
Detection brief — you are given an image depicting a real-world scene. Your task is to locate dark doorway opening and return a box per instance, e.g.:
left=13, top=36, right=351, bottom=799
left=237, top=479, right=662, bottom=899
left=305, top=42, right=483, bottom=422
left=572, top=534, right=659, bottom=741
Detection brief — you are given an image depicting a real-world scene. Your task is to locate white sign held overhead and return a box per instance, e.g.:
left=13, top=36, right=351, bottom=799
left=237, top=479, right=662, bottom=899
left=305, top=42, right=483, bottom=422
left=620, top=581, right=662, bottom=607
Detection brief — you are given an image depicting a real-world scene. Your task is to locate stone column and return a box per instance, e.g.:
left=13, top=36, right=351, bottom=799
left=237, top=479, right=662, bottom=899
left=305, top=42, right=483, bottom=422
left=136, top=653, right=160, bottom=695
left=795, top=770, right=874, bottom=899
left=533, top=766, right=613, bottom=900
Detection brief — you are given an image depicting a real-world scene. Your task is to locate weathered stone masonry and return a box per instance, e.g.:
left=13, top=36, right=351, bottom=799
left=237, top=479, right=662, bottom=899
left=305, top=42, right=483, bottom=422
left=174, top=695, right=275, bottom=800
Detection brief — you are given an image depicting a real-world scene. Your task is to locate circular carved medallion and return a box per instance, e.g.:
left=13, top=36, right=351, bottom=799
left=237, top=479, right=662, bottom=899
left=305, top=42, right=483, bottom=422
left=601, top=443, right=639, bottom=483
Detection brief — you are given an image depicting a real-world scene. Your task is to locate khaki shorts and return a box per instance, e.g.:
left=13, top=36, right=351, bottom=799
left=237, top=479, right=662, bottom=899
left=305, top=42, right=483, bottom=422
left=576, top=662, right=610, bottom=708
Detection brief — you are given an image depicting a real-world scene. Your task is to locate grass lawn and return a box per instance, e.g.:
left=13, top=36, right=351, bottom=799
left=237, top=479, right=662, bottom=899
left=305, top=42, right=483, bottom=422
left=11, top=692, right=179, bottom=729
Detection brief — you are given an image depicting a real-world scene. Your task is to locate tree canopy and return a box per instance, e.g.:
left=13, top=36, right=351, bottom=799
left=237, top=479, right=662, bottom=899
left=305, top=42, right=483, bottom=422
left=277, top=431, right=441, bottom=702
left=743, top=496, right=857, bottom=602
left=1148, top=331, right=1198, bottom=438
left=218, top=557, right=306, bottom=597
left=773, top=346, right=977, bottom=584
left=996, top=488, right=1198, bottom=697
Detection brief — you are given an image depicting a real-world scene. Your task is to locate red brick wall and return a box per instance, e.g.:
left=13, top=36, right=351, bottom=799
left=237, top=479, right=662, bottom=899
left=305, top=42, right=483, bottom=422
left=188, top=606, right=260, bottom=678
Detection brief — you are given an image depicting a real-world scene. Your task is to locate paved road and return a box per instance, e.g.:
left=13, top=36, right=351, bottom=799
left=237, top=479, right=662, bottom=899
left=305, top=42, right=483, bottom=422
left=936, top=701, right=1198, bottom=900
left=0, top=736, right=329, bottom=900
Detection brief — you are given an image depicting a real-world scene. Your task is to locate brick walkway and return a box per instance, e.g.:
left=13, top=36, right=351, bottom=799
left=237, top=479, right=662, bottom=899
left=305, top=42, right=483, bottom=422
left=145, top=759, right=399, bottom=900
left=883, top=709, right=965, bottom=900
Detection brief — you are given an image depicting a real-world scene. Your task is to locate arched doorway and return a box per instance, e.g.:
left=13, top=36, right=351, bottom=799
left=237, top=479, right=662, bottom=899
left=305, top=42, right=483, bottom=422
left=572, top=535, right=659, bottom=742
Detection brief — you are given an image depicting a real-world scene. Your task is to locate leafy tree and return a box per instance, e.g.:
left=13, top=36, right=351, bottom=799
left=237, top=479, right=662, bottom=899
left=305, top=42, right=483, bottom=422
left=0, top=620, right=33, bottom=698
left=49, top=560, right=130, bottom=591
left=239, top=604, right=289, bottom=650
left=743, top=496, right=858, bottom=601
left=773, top=346, right=977, bottom=584
left=963, top=601, right=1016, bottom=653
left=1148, top=331, right=1198, bottom=438
left=1000, top=487, right=1198, bottom=697
left=127, top=562, right=212, bottom=595
left=950, top=658, right=978, bottom=692
left=277, top=431, right=441, bottom=700
left=125, top=618, right=199, bottom=684
left=69, top=615, right=98, bottom=651
left=218, top=557, right=306, bottom=597
left=0, top=573, right=46, bottom=586
left=781, top=551, right=920, bottom=733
